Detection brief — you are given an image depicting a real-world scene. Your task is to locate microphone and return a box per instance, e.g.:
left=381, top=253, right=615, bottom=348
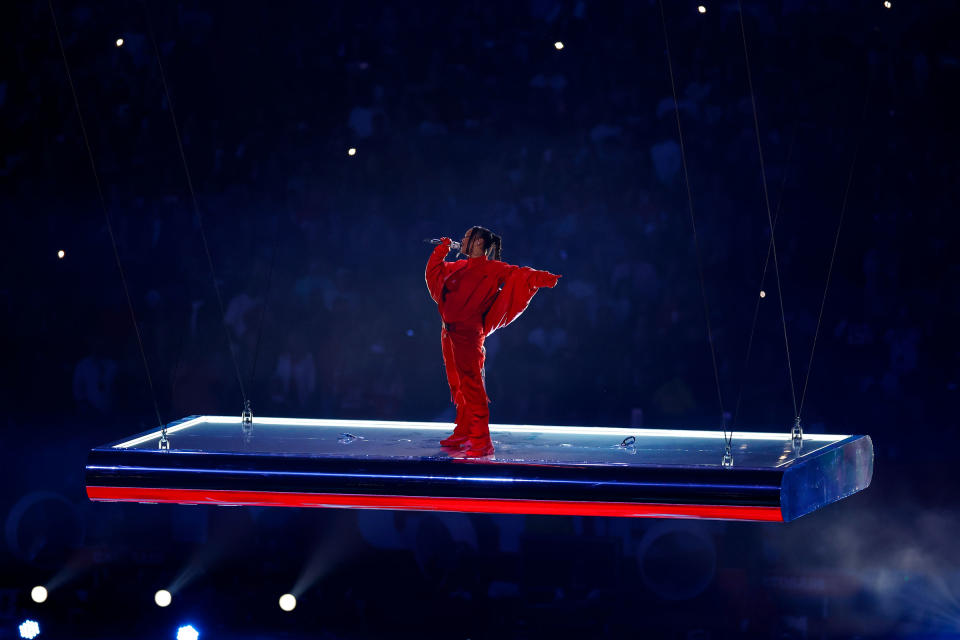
left=425, top=238, right=461, bottom=250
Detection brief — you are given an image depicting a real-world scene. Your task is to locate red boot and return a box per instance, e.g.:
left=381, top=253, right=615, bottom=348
left=459, top=439, right=495, bottom=458
left=440, top=433, right=468, bottom=448
left=457, top=398, right=494, bottom=457
left=440, top=401, right=469, bottom=448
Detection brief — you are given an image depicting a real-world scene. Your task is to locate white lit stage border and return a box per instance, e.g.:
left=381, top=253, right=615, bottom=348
left=85, top=416, right=873, bottom=522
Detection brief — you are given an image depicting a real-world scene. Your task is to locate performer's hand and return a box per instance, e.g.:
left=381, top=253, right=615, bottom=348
left=434, top=237, right=454, bottom=253
left=532, top=271, right=562, bottom=288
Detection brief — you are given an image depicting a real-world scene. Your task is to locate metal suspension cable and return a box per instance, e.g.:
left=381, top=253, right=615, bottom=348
left=798, top=94, right=868, bottom=416
left=47, top=0, right=165, bottom=430
left=736, top=0, right=799, bottom=422
left=141, top=2, right=248, bottom=407
left=732, top=124, right=798, bottom=427
left=656, top=0, right=728, bottom=447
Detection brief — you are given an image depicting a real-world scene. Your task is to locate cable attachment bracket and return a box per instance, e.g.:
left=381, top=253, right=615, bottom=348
left=722, top=443, right=733, bottom=468
left=720, top=414, right=733, bottom=468
left=791, top=415, right=803, bottom=448
left=242, top=399, right=253, bottom=427
left=158, top=424, right=170, bottom=450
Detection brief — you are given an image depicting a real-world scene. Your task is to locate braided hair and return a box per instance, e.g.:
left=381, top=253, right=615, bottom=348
left=467, top=225, right=503, bottom=260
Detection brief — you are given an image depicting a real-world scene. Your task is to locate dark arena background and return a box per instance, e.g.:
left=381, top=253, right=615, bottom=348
left=2, top=0, right=959, bottom=638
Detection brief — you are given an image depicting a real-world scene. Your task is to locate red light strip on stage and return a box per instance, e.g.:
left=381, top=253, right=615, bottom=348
left=86, top=486, right=784, bottom=522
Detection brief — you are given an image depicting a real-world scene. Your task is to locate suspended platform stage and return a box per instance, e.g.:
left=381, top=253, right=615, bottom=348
left=85, top=416, right=873, bottom=522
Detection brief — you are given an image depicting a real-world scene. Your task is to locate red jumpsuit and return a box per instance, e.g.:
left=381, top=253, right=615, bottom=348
left=425, top=239, right=560, bottom=456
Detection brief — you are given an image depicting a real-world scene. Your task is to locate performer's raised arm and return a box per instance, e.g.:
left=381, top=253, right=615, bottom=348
left=482, top=233, right=560, bottom=290
left=425, top=237, right=454, bottom=304
left=493, top=260, right=561, bottom=289
left=492, top=260, right=520, bottom=287
left=526, top=268, right=562, bottom=289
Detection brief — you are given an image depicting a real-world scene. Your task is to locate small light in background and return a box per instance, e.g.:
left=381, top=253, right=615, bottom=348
left=883, top=0, right=891, bottom=7
left=154, top=590, right=172, bottom=607
left=347, top=147, right=357, bottom=156
left=406, top=329, right=414, bottom=337
left=759, top=290, right=766, bottom=298
left=176, top=625, right=199, bottom=640
left=57, top=250, right=65, bottom=259
left=698, top=5, right=707, bottom=13
left=30, top=586, right=47, bottom=603
left=554, top=41, right=564, bottom=50
left=279, top=593, right=297, bottom=612
left=115, top=38, right=124, bottom=47
left=19, top=620, right=40, bottom=640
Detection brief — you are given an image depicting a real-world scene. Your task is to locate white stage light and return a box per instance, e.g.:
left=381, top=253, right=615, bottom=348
left=348, top=147, right=357, bottom=156
left=279, top=593, right=297, bottom=611
left=19, top=620, right=40, bottom=640
left=57, top=250, right=65, bottom=259
left=176, top=625, right=199, bottom=640
left=30, top=586, right=47, bottom=603
left=698, top=5, right=707, bottom=13
left=155, top=590, right=172, bottom=607
left=883, top=1, right=891, bottom=7
left=760, top=290, right=766, bottom=298
left=554, top=41, right=564, bottom=50
left=116, top=38, right=124, bottom=47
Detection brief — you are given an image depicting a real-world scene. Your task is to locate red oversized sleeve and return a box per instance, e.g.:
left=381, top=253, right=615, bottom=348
left=483, top=265, right=562, bottom=337
left=492, top=259, right=559, bottom=290
left=425, top=241, right=453, bottom=304
left=492, top=260, right=520, bottom=286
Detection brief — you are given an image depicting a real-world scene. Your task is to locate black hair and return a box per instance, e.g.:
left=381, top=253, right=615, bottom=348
left=467, top=225, right=502, bottom=260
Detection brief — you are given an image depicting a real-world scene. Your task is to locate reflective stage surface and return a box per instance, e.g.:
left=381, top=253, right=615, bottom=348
left=86, top=416, right=873, bottom=522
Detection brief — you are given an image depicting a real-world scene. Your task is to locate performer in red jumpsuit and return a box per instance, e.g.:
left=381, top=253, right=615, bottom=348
left=425, top=226, right=561, bottom=458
